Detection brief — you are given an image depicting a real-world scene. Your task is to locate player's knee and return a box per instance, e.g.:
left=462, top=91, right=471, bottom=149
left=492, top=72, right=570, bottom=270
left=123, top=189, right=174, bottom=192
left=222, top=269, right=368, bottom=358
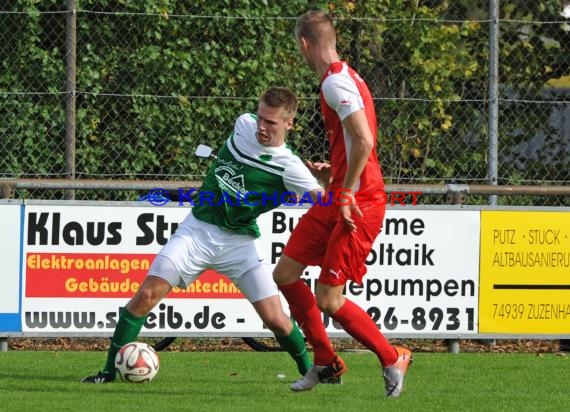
left=272, top=266, right=288, bottom=286
left=261, top=313, right=291, bottom=336
left=315, top=298, right=335, bottom=315
left=128, top=287, right=157, bottom=315
left=272, top=255, right=303, bottom=286
left=315, top=294, right=343, bottom=315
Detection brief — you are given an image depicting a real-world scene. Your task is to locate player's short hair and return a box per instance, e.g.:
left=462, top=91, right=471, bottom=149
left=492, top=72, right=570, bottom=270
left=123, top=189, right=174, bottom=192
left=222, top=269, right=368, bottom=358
left=260, top=87, right=298, bottom=120
left=295, top=9, right=336, bottom=47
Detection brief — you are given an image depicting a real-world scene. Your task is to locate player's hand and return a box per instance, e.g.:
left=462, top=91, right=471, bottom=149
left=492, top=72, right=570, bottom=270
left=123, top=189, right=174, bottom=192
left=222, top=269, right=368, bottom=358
left=338, top=190, right=363, bottom=232
left=306, top=160, right=332, bottom=186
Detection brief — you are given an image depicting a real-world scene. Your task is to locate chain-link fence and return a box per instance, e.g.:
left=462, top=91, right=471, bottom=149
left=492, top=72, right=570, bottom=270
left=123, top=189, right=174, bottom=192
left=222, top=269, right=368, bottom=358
left=1, top=1, right=568, bottom=204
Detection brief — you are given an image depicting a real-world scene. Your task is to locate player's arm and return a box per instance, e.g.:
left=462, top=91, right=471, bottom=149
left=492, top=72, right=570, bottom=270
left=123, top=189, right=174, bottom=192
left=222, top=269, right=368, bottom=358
left=337, top=109, right=373, bottom=231
left=322, top=72, right=373, bottom=231
left=341, top=109, right=374, bottom=194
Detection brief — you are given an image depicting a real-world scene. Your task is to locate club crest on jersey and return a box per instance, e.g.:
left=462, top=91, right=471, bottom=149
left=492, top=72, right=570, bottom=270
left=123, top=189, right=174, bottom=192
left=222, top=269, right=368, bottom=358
left=215, top=165, right=247, bottom=196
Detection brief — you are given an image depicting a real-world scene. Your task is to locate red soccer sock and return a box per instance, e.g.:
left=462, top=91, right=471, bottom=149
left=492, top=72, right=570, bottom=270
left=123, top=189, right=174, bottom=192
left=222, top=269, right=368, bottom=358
left=279, top=280, right=337, bottom=366
left=332, top=298, right=398, bottom=367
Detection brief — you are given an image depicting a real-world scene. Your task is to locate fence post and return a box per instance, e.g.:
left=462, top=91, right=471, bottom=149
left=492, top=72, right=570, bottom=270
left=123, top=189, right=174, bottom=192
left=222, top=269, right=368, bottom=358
left=485, top=0, right=500, bottom=349
left=1, top=182, right=14, bottom=199
left=65, top=0, right=77, bottom=200
left=1, top=181, right=14, bottom=350
left=488, top=0, right=499, bottom=206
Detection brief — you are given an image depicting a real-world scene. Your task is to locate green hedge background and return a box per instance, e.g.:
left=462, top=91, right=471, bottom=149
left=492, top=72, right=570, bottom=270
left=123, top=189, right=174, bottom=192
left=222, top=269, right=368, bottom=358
left=1, top=1, right=568, bottom=203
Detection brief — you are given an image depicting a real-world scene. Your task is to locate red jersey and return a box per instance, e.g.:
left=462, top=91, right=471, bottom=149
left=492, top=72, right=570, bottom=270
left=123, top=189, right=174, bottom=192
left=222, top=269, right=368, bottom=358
left=320, top=61, right=384, bottom=196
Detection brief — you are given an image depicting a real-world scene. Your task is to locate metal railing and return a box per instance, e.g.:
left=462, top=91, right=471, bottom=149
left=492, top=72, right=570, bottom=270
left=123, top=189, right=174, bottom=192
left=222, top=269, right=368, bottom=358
left=2, top=178, right=569, bottom=202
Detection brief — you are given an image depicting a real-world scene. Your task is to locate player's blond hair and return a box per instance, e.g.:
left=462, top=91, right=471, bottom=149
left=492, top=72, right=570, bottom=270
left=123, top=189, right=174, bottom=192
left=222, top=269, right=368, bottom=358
left=295, top=10, right=336, bottom=48
left=260, top=87, right=298, bottom=120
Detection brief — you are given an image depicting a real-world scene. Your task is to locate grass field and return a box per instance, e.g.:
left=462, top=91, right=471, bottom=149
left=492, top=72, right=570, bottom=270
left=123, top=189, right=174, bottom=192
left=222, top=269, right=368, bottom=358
left=0, top=350, right=568, bottom=412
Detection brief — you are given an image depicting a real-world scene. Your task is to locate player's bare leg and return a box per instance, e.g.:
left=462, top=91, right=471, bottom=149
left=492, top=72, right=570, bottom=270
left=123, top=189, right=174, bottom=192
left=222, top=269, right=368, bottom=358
left=81, top=275, right=172, bottom=383
left=252, top=295, right=312, bottom=376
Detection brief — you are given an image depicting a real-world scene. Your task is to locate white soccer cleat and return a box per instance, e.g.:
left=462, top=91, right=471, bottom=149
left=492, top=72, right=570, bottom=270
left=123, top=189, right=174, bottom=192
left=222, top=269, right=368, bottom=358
left=383, top=346, right=413, bottom=398
left=290, top=355, right=347, bottom=391
left=290, top=366, right=322, bottom=391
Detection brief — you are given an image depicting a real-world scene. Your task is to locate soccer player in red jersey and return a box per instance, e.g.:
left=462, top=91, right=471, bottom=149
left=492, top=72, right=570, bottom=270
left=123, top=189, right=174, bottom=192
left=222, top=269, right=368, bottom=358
left=273, top=10, right=412, bottom=396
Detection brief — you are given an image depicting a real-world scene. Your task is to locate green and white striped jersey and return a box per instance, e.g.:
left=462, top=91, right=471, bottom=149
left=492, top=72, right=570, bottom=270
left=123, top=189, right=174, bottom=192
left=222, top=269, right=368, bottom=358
left=192, top=113, right=321, bottom=237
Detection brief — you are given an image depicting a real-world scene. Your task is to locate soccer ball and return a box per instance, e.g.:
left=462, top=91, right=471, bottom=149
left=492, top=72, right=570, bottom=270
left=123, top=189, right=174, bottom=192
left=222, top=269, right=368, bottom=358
left=114, top=341, right=160, bottom=383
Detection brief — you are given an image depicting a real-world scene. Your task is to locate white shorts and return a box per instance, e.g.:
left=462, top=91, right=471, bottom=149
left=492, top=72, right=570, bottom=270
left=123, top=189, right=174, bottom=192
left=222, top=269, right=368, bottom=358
left=148, top=212, right=278, bottom=303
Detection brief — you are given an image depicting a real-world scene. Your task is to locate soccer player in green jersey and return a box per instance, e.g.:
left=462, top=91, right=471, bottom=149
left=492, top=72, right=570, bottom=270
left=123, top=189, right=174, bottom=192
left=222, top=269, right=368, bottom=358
left=82, top=87, right=324, bottom=383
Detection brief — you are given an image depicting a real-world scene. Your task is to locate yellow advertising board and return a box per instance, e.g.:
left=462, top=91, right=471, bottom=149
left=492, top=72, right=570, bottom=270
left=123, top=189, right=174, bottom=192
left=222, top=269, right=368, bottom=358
left=479, top=210, right=570, bottom=334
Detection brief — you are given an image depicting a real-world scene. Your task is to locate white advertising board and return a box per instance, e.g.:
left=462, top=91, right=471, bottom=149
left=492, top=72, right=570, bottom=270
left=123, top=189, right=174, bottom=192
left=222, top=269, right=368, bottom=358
left=20, top=203, right=480, bottom=337
left=257, top=208, right=480, bottom=336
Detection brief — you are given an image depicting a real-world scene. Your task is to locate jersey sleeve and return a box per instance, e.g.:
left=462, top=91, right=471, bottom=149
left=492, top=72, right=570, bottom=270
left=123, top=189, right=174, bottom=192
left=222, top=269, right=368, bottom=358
left=232, top=113, right=257, bottom=141
left=282, top=157, right=322, bottom=195
left=322, top=73, right=364, bottom=121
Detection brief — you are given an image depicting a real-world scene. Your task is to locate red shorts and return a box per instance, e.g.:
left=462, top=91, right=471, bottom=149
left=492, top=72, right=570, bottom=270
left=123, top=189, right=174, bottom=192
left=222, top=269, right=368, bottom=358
left=283, top=201, right=385, bottom=286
